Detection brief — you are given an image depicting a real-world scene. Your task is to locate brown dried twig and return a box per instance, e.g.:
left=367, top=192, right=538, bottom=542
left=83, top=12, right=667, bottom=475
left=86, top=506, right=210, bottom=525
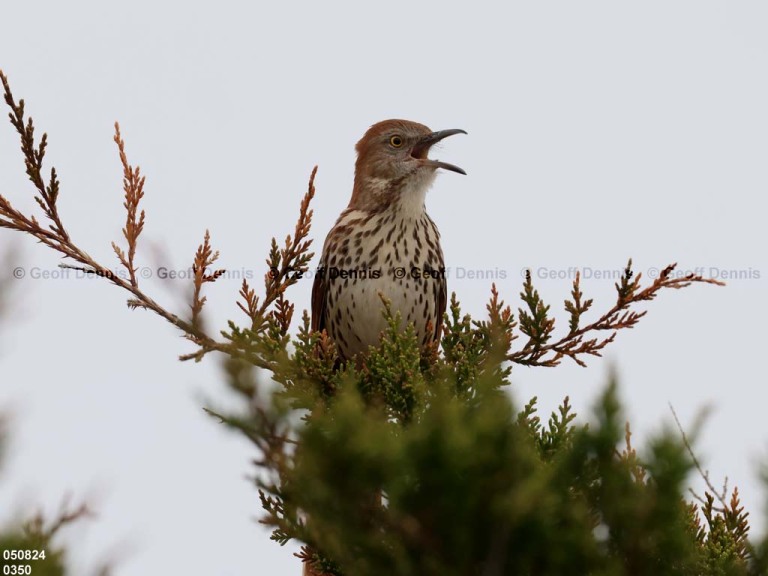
left=509, top=261, right=724, bottom=367
left=22, top=494, right=93, bottom=542
left=111, top=122, right=146, bottom=288
left=190, top=229, right=225, bottom=329
left=0, top=70, right=315, bottom=367
left=0, top=73, right=68, bottom=243
left=0, top=71, right=213, bottom=350
left=235, top=167, right=316, bottom=335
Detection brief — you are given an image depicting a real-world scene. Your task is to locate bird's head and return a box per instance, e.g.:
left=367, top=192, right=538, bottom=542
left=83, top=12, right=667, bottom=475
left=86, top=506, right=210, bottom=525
left=349, top=119, right=466, bottom=213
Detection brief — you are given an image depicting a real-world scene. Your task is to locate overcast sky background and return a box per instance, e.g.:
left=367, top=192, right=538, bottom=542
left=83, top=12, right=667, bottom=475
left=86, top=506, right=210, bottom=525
left=1, top=2, right=766, bottom=574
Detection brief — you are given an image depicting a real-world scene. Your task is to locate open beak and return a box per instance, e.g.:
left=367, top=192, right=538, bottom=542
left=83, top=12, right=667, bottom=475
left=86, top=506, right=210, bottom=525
left=411, top=128, right=467, bottom=175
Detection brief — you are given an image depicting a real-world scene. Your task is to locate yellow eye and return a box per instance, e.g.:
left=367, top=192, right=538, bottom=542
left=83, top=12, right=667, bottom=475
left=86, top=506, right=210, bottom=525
left=389, top=135, right=404, bottom=148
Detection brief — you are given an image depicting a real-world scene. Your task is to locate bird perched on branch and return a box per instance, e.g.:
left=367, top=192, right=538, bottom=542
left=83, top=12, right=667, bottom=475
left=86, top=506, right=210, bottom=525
left=311, top=119, right=466, bottom=363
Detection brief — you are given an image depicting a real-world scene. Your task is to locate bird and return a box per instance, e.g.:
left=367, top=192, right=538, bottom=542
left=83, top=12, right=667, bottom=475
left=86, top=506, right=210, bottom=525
left=311, top=119, right=466, bottom=363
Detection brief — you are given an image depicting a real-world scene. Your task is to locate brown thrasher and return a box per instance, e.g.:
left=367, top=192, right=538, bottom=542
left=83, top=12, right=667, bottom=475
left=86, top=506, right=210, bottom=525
left=304, top=122, right=465, bottom=574
left=311, top=119, right=466, bottom=362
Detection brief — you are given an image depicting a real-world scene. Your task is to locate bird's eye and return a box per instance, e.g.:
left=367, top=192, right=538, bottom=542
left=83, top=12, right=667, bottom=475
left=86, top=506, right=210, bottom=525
left=389, top=135, right=404, bottom=148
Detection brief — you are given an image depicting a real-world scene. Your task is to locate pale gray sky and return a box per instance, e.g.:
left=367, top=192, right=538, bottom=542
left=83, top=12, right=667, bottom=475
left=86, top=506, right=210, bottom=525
left=1, top=1, right=766, bottom=574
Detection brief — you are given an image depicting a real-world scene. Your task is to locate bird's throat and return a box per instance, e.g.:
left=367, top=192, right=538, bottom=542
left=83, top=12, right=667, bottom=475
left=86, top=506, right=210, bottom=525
left=351, top=169, right=437, bottom=217
left=395, top=169, right=437, bottom=217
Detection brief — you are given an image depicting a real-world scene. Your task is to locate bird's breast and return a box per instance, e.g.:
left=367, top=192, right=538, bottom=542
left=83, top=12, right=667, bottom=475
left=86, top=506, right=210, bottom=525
left=321, top=209, right=445, bottom=359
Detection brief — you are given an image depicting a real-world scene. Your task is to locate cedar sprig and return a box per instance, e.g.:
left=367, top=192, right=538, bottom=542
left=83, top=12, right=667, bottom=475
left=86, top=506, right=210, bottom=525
left=616, top=259, right=640, bottom=305
left=219, top=170, right=317, bottom=366
left=260, top=490, right=302, bottom=546
left=460, top=284, right=517, bottom=386
left=1, top=72, right=75, bottom=254
left=439, top=293, right=491, bottom=395
left=618, top=422, right=647, bottom=484
left=564, top=271, right=593, bottom=334
left=203, top=173, right=318, bottom=362
left=291, top=311, right=341, bottom=397
left=0, top=71, right=68, bottom=242
left=516, top=396, right=543, bottom=443
left=516, top=269, right=557, bottom=362
left=723, top=487, right=751, bottom=560
left=190, top=229, right=225, bottom=329
left=482, top=282, right=517, bottom=357
left=263, top=167, right=316, bottom=309
left=234, top=167, right=316, bottom=334
left=699, top=489, right=752, bottom=563
left=443, top=286, right=517, bottom=389
left=274, top=290, right=295, bottom=336
left=296, top=546, right=341, bottom=576
left=111, top=122, right=146, bottom=287
left=534, top=396, right=578, bottom=461
left=508, top=260, right=724, bottom=368
left=263, top=167, right=316, bottom=311
left=237, top=279, right=263, bottom=327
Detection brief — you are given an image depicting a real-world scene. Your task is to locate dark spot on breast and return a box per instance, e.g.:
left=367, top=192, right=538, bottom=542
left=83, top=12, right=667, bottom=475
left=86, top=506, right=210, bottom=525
left=412, top=228, right=423, bottom=249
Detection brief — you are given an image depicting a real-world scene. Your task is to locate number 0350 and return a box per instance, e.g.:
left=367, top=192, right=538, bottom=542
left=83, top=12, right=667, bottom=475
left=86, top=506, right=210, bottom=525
left=3, top=566, right=32, bottom=575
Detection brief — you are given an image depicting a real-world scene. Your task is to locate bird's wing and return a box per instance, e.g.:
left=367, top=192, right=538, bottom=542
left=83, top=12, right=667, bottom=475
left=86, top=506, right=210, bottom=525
left=434, top=271, right=447, bottom=344
left=311, top=261, right=327, bottom=334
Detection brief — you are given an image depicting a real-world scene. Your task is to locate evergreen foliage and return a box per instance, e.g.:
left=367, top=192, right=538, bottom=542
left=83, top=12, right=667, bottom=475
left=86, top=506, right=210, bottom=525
left=212, top=303, right=767, bottom=576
